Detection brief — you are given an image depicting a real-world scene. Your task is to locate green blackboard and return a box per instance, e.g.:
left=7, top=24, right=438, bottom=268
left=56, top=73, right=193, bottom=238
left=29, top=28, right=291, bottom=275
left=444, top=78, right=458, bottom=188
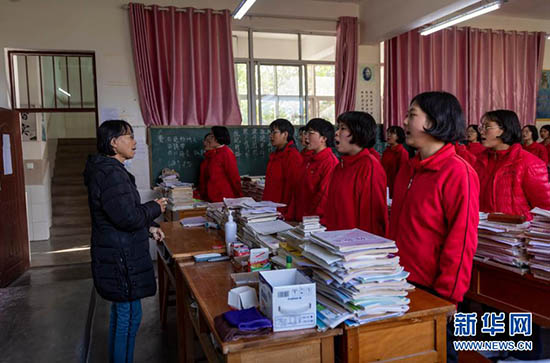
left=148, top=124, right=389, bottom=185
left=148, top=126, right=279, bottom=185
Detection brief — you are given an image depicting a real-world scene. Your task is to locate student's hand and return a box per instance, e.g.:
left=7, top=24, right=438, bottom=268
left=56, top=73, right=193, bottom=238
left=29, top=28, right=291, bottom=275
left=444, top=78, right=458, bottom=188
left=149, top=227, right=165, bottom=241
left=154, top=198, right=168, bottom=213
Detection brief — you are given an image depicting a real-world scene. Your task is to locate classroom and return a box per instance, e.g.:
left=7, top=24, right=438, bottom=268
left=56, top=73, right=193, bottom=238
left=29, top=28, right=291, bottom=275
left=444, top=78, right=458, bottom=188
left=0, top=0, right=549, bottom=362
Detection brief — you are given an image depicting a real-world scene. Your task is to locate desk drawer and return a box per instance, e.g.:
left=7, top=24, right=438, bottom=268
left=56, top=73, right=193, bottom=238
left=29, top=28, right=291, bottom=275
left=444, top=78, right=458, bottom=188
left=344, top=316, right=444, bottom=363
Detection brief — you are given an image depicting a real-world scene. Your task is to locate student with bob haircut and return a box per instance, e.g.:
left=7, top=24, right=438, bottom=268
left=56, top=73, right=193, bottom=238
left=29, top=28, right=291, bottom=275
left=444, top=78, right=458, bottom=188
left=388, top=92, right=480, bottom=362
left=389, top=92, right=480, bottom=303
left=322, top=111, right=388, bottom=236
left=466, top=124, right=486, bottom=156
left=475, top=110, right=550, bottom=220
left=298, top=126, right=314, bottom=163
left=287, top=118, right=339, bottom=221
left=522, top=125, right=548, bottom=163
left=84, top=120, right=167, bottom=363
left=540, top=125, right=550, bottom=159
left=263, top=119, right=303, bottom=213
left=198, top=126, right=242, bottom=202
left=381, top=126, right=409, bottom=198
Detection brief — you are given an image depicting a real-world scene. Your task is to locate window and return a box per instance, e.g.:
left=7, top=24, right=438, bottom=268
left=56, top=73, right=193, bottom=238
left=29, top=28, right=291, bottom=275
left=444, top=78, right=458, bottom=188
left=234, top=30, right=336, bottom=125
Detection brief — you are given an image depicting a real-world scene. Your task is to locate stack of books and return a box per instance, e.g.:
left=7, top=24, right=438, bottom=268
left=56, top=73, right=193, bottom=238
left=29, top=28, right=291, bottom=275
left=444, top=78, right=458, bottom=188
left=167, top=184, right=195, bottom=208
left=302, top=228, right=411, bottom=328
left=525, top=208, right=550, bottom=281
left=475, top=215, right=530, bottom=274
left=241, top=176, right=265, bottom=201
left=293, top=216, right=326, bottom=238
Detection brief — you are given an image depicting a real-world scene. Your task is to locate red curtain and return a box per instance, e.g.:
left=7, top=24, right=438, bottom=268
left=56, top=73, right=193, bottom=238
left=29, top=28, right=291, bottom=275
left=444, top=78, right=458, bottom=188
left=129, top=3, right=242, bottom=126
left=384, top=27, right=546, bottom=127
left=335, top=17, right=358, bottom=117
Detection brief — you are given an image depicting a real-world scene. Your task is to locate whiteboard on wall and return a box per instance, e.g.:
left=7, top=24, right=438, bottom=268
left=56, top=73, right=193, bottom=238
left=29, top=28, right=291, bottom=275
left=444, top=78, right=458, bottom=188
left=355, top=64, right=381, bottom=123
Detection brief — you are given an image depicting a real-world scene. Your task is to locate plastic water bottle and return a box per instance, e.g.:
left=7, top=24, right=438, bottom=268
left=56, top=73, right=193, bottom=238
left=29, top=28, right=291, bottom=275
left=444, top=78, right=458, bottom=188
left=225, top=211, right=237, bottom=255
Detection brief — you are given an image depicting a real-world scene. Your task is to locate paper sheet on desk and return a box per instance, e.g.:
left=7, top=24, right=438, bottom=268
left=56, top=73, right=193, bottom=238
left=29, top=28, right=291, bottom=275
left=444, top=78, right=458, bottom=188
left=247, top=219, right=293, bottom=235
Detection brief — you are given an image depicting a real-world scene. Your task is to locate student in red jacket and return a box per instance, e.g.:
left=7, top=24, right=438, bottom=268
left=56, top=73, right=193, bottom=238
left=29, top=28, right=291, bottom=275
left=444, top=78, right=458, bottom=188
left=389, top=91, right=479, bottom=304
left=299, top=126, right=314, bottom=163
left=475, top=110, right=550, bottom=220
left=368, top=147, right=381, bottom=162
left=198, top=126, right=242, bottom=203
left=522, top=125, right=549, bottom=163
left=323, top=111, right=388, bottom=236
left=540, top=125, right=550, bottom=160
left=381, top=126, right=409, bottom=199
left=263, top=119, right=303, bottom=213
left=288, top=118, right=339, bottom=222
left=466, top=124, right=486, bottom=156
left=453, top=142, right=476, bottom=166
left=389, top=92, right=479, bottom=363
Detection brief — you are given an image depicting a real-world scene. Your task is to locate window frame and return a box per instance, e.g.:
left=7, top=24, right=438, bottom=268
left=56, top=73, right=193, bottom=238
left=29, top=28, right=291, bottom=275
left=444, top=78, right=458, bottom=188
left=7, top=50, right=99, bottom=126
left=234, top=28, right=336, bottom=125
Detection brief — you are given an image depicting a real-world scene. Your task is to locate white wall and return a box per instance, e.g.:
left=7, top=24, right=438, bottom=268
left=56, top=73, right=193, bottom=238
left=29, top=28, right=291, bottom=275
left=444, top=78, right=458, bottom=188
left=0, top=0, right=361, bottom=190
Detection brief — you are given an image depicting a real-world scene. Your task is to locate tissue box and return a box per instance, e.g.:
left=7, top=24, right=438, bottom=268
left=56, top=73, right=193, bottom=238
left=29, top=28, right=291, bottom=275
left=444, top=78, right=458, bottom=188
left=259, top=269, right=316, bottom=332
left=228, top=286, right=258, bottom=310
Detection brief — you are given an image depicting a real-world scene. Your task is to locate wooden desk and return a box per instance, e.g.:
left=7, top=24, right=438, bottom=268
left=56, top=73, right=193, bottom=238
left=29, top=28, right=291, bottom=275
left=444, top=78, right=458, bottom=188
left=342, top=288, right=455, bottom=363
left=157, top=221, right=224, bottom=326
left=165, top=206, right=207, bottom=221
left=467, top=260, right=550, bottom=327
left=176, top=261, right=342, bottom=363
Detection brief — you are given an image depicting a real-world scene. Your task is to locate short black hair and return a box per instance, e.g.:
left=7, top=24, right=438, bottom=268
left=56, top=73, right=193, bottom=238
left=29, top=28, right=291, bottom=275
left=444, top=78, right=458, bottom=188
left=483, top=110, right=521, bottom=145
left=410, top=91, right=465, bottom=143
left=299, top=126, right=307, bottom=134
left=523, top=125, right=539, bottom=142
left=336, top=111, right=377, bottom=148
left=97, top=120, right=133, bottom=156
left=269, top=119, right=295, bottom=144
left=387, top=126, right=405, bottom=144
left=306, top=118, right=335, bottom=147
left=541, top=125, right=550, bottom=135
left=211, top=126, right=231, bottom=145
left=467, top=124, right=481, bottom=142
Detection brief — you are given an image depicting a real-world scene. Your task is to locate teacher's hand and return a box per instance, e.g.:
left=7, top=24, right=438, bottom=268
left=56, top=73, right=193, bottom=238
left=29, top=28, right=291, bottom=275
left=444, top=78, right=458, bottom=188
left=154, top=197, right=168, bottom=213
left=149, top=227, right=165, bottom=241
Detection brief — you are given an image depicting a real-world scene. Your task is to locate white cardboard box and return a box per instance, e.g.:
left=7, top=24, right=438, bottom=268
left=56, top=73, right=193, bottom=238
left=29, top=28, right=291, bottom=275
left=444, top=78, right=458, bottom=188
left=228, top=286, right=258, bottom=310
left=259, top=269, right=316, bottom=332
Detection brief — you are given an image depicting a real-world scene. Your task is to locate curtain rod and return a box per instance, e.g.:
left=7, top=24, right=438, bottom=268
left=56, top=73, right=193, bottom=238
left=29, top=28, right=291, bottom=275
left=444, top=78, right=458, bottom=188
left=121, top=4, right=338, bottom=22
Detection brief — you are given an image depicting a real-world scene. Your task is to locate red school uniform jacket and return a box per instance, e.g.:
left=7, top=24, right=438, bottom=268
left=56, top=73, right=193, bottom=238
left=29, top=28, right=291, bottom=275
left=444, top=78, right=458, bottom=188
left=467, top=142, right=486, bottom=157
left=368, top=147, right=381, bottom=162
left=523, top=142, right=549, bottom=163
left=454, top=143, right=476, bottom=166
left=301, top=148, right=315, bottom=164
left=289, top=148, right=339, bottom=222
left=389, top=143, right=480, bottom=304
left=322, top=149, right=388, bottom=236
left=381, top=144, right=409, bottom=199
left=198, top=146, right=242, bottom=203
left=263, top=141, right=303, bottom=211
left=475, top=144, right=550, bottom=221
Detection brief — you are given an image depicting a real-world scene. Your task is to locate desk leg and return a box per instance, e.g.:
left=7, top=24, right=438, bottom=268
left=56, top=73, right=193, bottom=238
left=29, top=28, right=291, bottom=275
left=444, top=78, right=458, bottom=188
left=436, top=314, right=448, bottom=363
left=176, top=264, right=195, bottom=363
left=321, top=336, right=335, bottom=363
left=157, top=251, right=168, bottom=327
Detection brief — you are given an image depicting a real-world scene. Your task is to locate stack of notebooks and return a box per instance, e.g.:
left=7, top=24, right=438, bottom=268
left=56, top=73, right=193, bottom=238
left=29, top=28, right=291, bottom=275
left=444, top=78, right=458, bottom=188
left=475, top=214, right=530, bottom=274
left=167, top=184, right=195, bottom=208
left=525, top=208, right=550, bottom=281
left=301, top=228, right=411, bottom=328
left=241, top=176, right=265, bottom=202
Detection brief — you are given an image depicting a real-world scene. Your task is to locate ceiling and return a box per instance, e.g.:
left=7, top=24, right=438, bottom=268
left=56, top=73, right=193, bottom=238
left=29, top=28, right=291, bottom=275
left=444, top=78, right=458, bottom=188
left=494, top=0, right=550, bottom=20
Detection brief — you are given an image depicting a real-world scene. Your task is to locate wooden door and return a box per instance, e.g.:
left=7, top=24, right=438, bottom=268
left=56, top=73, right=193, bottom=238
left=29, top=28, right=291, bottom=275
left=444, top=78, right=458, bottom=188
left=0, top=108, right=29, bottom=287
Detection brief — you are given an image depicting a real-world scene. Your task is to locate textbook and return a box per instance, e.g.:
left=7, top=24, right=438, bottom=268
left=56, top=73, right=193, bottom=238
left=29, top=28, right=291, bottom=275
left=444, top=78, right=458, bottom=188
left=310, top=228, right=396, bottom=253
left=525, top=208, right=550, bottom=280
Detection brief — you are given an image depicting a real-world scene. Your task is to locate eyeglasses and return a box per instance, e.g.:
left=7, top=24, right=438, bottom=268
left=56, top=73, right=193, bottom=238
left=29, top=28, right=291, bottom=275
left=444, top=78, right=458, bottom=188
left=479, top=124, right=500, bottom=132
